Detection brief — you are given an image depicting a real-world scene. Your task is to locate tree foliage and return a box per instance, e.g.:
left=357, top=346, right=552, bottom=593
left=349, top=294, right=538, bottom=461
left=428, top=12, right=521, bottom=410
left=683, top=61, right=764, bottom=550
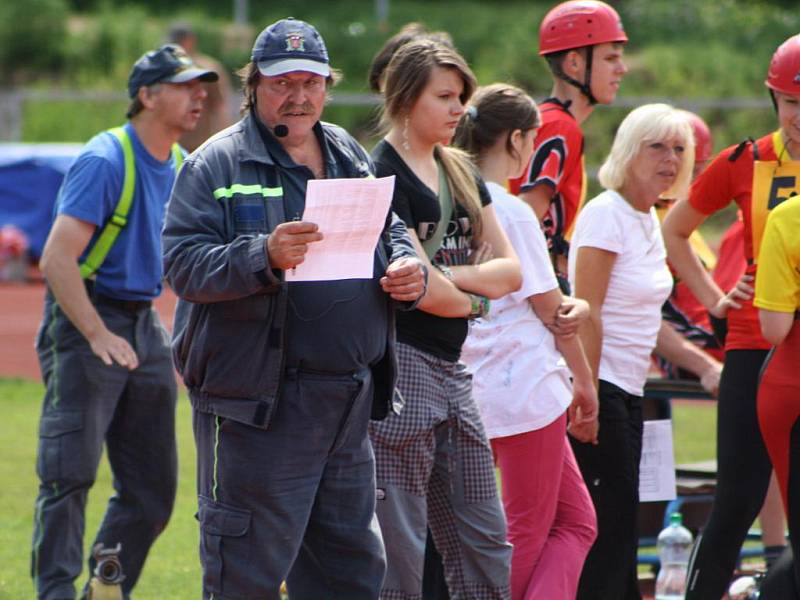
left=7, top=0, right=800, bottom=155
left=0, top=0, right=69, bottom=82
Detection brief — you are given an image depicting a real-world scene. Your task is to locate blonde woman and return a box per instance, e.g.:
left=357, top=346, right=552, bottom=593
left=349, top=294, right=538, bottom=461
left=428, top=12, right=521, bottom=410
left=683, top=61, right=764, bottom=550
left=569, top=103, right=694, bottom=599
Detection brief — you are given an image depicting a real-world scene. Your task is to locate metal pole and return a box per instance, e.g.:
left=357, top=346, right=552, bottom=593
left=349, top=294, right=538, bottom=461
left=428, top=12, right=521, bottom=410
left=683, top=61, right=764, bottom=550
left=0, top=91, right=24, bottom=142
left=234, top=0, right=248, bottom=26
left=376, top=0, right=389, bottom=32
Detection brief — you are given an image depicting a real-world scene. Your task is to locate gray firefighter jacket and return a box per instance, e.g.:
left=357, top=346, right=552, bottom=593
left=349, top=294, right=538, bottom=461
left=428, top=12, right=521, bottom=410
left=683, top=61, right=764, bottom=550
left=162, top=112, right=418, bottom=429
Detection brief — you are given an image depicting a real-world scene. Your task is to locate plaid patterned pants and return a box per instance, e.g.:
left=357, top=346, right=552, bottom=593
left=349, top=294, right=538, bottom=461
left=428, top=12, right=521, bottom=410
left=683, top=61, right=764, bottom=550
left=369, top=342, right=511, bottom=600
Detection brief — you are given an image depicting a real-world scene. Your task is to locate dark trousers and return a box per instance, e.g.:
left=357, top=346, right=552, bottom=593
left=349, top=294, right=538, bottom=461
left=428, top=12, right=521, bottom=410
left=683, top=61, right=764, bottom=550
left=369, top=343, right=511, bottom=599
left=761, top=547, right=800, bottom=599
left=193, top=368, right=386, bottom=599
left=571, top=379, right=643, bottom=600
left=31, top=295, right=177, bottom=600
left=685, top=349, right=771, bottom=599
left=423, top=529, right=450, bottom=600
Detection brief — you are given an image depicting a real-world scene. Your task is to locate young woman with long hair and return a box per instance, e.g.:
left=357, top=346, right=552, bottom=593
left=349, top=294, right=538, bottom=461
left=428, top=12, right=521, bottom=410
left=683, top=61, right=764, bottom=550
left=454, top=83, right=598, bottom=600
left=368, top=40, right=521, bottom=599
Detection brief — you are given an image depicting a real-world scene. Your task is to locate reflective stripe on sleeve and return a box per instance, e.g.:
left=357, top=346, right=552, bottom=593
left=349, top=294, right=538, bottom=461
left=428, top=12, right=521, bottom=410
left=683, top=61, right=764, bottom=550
left=212, top=184, right=283, bottom=199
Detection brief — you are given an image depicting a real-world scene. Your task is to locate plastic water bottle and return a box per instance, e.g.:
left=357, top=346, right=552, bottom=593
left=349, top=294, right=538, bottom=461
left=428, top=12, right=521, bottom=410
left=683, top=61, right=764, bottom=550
left=655, top=512, right=693, bottom=600
left=728, top=575, right=760, bottom=600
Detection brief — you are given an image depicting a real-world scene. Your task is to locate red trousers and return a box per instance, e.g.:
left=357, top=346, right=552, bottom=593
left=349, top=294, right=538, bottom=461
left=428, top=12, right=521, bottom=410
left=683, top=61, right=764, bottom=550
left=491, top=413, right=597, bottom=600
left=758, top=324, right=800, bottom=591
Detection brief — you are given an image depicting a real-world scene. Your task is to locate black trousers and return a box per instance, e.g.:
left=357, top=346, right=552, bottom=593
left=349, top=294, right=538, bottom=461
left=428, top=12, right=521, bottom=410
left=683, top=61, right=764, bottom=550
left=761, top=547, right=800, bottom=599
left=423, top=528, right=450, bottom=600
left=571, top=379, right=643, bottom=600
left=685, top=349, right=771, bottom=599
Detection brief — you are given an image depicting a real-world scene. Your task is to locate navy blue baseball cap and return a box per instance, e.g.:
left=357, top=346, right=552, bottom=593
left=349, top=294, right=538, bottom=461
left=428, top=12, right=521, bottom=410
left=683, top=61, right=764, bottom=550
left=251, top=18, right=331, bottom=78
left=127, top=44, right=218, bottom=98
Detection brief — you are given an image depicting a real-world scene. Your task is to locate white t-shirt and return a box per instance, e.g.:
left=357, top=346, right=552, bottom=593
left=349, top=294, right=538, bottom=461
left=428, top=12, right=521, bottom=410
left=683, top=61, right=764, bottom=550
left=568, top=189, right=672, bottom=396
left=461, top=182, right=572, bottom=439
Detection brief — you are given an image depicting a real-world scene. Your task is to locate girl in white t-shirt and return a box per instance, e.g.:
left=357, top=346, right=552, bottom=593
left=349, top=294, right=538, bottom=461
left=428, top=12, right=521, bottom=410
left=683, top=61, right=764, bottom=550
left=454, top=83, right=599, bottom=600
left=568, top=103, right=694, bottom=599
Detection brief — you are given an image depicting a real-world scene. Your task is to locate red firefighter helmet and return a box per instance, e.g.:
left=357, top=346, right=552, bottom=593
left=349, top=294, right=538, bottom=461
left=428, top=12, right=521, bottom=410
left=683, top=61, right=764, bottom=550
left=539, top=0, right=628, bottom=56
left=765, top=34, right=800, bottom=96
left=683, top=111, right=713, bottom=163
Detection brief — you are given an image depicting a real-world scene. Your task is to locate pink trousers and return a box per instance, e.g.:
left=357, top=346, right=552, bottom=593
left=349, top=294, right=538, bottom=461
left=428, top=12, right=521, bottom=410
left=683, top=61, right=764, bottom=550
left=491, top=413, right=597, bottom=600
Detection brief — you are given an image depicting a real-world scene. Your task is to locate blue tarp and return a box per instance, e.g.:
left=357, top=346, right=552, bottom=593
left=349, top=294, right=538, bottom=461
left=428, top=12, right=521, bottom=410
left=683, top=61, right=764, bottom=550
left=0, top=143, right=81, bottom=259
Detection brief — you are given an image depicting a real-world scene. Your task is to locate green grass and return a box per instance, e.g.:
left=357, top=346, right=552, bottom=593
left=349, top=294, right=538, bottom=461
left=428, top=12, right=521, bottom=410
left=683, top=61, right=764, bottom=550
left=0, top=378, right=201, bottom=599
left=0, top=378, right=719, bottom=597
left=671, top=400, right=717, bottom=464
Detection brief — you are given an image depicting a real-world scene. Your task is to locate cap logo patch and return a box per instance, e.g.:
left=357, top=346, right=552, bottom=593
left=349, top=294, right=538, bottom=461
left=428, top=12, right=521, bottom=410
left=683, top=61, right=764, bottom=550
left=171, top=46, right=194, bottom=72
left=794, top=71, right=800, bottom=84
left=285, top=33, right=305, bottom=52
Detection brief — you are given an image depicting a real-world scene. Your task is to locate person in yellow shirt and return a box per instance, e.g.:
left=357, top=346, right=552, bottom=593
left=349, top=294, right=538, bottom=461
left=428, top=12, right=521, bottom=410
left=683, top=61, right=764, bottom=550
left=756, top=195, right=800, bottom=595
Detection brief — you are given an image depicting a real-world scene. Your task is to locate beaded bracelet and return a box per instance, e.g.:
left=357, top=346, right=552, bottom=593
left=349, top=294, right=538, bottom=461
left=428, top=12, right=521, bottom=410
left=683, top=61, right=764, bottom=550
left=467, top=293, right=490, bottom=319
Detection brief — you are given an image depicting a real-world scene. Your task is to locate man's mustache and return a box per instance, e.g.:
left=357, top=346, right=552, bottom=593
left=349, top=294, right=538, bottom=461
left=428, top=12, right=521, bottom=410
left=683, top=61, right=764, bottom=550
left=280, top=103, right=315, bottom=114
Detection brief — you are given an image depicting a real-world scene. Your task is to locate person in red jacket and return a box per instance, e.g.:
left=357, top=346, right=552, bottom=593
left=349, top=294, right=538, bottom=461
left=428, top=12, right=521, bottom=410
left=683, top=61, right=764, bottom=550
left=653, top=111, right=724, bottom=390
left=663, top=34, right=800, bottom=599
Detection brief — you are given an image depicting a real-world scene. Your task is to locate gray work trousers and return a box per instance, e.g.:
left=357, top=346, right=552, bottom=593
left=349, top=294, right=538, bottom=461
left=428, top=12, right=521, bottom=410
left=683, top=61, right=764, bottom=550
left=369, top=342, right=511, bottom=600
left=193, top=367, right=386, bottom=599
left=31, top=293, right=177, bottom=600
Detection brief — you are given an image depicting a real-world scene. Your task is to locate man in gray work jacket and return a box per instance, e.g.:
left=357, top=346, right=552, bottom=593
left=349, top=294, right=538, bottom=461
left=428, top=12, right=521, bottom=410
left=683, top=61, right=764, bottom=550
left=162, top=18, right=428, bottom=599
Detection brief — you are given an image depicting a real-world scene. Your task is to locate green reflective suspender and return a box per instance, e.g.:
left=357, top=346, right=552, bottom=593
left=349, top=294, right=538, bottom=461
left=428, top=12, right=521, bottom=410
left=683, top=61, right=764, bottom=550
left=78, top=126, right=183, bottom=279
left=78, top=127, right=133, bottom=278
left=171, top=142, right=184, bottom=170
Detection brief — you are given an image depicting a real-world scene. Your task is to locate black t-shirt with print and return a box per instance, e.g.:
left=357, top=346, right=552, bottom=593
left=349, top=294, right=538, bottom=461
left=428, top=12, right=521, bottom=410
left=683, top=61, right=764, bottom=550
left=371, top=139, right=492, bottom=361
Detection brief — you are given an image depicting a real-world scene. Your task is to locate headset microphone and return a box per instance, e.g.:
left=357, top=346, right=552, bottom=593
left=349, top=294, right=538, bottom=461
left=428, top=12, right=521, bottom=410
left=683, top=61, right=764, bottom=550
left=274, top=124, right=289, bottom=138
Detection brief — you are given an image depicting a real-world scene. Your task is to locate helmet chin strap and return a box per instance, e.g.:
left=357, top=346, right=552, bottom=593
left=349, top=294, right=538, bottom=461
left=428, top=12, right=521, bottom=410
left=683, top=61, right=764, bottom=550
left=555, top=46, right=598, bottom=105
left=769, top=89, right=778, bottom=113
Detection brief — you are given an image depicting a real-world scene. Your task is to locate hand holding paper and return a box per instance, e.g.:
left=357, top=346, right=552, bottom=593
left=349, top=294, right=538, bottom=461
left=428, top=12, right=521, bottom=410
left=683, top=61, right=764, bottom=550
left=285, top=176, right=395, bottom=282
left=267, top=221, right=323, bottom=270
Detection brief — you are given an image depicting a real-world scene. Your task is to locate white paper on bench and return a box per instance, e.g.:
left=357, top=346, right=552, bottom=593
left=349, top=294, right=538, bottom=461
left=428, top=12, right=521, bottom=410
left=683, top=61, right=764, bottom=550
left=639, top=419, right=677, bottom=502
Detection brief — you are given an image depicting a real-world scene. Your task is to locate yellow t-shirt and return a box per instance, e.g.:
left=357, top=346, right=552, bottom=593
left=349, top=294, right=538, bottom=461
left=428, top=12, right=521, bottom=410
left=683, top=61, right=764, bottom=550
left=754, top=195, right=800, bottom=313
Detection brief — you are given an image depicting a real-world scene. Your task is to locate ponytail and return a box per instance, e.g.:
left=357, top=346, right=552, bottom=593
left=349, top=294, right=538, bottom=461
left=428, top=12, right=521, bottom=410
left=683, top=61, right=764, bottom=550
left=436, top=145, right=483, bottom=238
left=453, top=83, right=540, bottom=169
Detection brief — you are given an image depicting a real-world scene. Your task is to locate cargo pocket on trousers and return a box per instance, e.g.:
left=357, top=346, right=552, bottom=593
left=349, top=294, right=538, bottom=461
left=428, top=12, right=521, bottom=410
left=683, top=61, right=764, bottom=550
left=37, top=409, right=84, bottom=483
left=198, top=495, right=252, bottom=593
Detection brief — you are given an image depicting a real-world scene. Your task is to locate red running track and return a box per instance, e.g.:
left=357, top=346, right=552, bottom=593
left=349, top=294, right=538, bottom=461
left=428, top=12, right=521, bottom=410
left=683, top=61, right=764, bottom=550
left=0, top=282, right=177, bottom=381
